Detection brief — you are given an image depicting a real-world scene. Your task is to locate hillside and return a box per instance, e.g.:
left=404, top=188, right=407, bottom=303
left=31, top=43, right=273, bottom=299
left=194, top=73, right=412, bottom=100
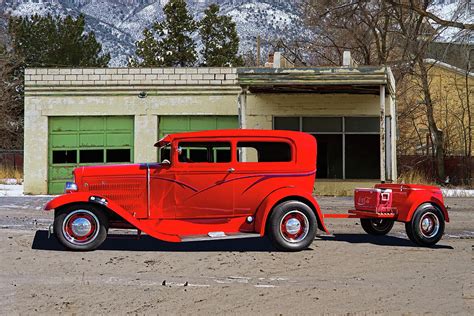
left=1, top=0, right=310, bottom=66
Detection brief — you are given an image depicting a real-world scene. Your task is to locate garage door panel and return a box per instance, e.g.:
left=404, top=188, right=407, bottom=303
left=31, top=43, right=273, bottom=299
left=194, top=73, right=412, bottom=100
left=80, top=134, right=105, bottom=147
left=50, top=117, right=78, bottom=132
left=106, top=133, right=133, bottom=147
left=48, top=181, right=67, bottom=195
left=107, top=116, right=134, bottom=130
left=79, top=117, right=104, bottom=131
left=189, top=117, right=217, bottom=130
left=49, top=165, right=76, bottom=180
left=51, top=134, right=77, bottom=148
left=160, top=116, right=189, bottom=131
left=217, top=117, right=239, bottom=129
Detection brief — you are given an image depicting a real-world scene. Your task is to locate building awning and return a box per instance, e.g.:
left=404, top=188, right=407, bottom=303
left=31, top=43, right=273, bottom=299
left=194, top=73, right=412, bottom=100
left=237, top=67, right=395, bottom=95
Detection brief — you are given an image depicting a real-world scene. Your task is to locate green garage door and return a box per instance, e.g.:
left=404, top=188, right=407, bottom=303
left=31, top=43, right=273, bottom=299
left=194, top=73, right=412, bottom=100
left=158, top=116, right=238, bottom=139
left=48, top=116, right=134, bottom=194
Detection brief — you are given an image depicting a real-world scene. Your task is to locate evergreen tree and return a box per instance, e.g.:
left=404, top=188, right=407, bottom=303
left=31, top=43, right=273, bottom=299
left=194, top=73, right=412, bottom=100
left=8, top=14, right=110, bottom=67
left=130, top=0, right=197, bottom=67
left=199, top=4, right=243, bottom=67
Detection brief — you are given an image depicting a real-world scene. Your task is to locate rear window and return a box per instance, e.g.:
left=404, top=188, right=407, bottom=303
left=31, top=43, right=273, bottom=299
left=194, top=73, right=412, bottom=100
left=237, top=142, right=292, bottom=162
left=177, top=142, right=231, bottom=163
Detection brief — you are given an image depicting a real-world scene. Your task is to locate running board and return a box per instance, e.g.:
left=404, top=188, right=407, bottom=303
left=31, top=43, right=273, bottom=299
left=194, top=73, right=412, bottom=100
left=180, top=232, right=261, bottom=242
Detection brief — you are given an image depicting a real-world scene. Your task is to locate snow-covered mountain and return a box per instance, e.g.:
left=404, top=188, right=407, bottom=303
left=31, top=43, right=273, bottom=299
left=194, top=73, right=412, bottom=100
left=1, top=0, right=310, bottom=66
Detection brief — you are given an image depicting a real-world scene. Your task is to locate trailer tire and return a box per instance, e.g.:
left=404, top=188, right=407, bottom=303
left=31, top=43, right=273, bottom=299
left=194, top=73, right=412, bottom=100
left=405, top=203, right=445, bottom=247
left=267, top=200, right=317, bottom=252
left=54, top=203, right=108, bottom=251
left=360, top=218, right=394, bottom=235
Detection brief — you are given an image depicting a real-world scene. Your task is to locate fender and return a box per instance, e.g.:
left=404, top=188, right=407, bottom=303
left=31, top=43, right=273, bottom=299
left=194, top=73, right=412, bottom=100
left=401, top=196, right=450, bottom=223
left=44, top=192, right=180, bottom=242
left=254, top=187, right=329, bottom=236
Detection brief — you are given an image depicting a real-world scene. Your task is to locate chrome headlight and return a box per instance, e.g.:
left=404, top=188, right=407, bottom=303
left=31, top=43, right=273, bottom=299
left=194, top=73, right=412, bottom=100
left=64, top=182, right=78, bottom=193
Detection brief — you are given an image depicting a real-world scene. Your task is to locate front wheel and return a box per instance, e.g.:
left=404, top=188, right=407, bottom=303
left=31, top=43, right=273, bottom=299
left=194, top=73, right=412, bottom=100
left=267, top=200, right=317, bottom=252
left=54, top=203, right=108, bottom=251
left=360, top=218, right=394, bottom=235
left=405, top=203, right=445, bottom=247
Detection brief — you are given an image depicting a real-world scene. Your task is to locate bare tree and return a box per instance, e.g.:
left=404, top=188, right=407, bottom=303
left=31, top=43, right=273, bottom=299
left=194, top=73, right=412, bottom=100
left=302, top=0, right=472, bottom=181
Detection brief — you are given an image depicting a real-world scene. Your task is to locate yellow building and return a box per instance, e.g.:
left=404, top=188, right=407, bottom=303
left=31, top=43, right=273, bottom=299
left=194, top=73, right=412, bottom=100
left=398, top=59, right=473, bottom=157
left=23, top=65, right=396, bottom=195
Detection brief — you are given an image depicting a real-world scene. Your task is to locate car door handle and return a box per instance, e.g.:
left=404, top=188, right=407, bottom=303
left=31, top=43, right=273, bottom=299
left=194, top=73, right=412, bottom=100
left=227, top=167, right=235, bottom=173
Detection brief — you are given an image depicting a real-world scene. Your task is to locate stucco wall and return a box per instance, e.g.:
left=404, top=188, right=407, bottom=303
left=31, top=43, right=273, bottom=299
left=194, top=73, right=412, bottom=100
left=245, top=93, right=387, bottom=130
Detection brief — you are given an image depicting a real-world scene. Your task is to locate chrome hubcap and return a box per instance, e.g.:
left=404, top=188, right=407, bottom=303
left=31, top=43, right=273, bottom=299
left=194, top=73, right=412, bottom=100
left=62, top=210, right=100, bottom=245
left=285, top=218, right=301, bottom=235
left=419, top=212, right=439, bottom=238
left=71, top=217, right=92, bottom=237
left=279, top=210, right=309, bottom=243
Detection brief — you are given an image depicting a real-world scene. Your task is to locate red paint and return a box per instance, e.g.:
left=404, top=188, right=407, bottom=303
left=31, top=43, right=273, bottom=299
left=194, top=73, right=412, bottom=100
left=45, top=129, right=325, bottom=242
left=324, top=183, right=448, bottom=223
left=44, top=129, right=448, bottom=245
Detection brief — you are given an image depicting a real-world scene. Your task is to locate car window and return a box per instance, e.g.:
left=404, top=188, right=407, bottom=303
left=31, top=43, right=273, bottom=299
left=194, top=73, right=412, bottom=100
left=177, top=142, right=231, bottom=163
left=160, top=145, right=171, bottom=163
left=237, top=141, right=292, bottom=162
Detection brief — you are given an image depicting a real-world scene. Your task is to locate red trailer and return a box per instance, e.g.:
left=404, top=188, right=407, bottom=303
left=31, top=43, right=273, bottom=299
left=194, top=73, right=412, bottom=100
left=44, top=129, right=448, bottom=251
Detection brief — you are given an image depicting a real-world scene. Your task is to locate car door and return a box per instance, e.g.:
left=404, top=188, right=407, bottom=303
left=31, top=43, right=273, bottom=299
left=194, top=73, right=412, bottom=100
left=173, top=139, right=234, bottom=219
left=231, top=139, right=297, bottom=217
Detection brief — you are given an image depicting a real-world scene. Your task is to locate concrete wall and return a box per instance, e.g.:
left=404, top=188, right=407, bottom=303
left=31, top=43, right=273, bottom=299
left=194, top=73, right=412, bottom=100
left=24, top=67, right=240, bottom=194
left=244, top=93, right=386, bottom=130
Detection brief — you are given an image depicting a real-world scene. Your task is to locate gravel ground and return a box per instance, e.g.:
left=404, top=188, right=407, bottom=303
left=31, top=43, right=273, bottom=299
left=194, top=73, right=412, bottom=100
left=0, top=196, right=472, bottom=314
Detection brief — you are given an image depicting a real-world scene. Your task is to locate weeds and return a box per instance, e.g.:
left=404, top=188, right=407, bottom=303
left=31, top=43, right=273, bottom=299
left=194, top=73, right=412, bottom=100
left=397, top=169, right=433, bottom=185
left=0, top=166, right=23, bottom=184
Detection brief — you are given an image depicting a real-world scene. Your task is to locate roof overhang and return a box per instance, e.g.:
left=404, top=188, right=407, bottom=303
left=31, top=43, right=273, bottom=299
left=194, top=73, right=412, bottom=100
left=237, top=66, right=396, bottom=95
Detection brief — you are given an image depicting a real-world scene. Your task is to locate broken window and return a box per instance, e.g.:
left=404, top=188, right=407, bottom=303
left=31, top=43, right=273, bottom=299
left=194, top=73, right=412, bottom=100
left=106, top=149, right=131, bottom=163
left=80, top=149, right=104, bottom=163
left=52, top=150, right=77, bottom=164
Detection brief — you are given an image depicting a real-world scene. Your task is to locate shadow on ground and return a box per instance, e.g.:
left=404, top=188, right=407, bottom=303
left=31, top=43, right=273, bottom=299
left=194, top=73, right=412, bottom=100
left=31, top=230, right=453, bottom=252
left=319, top=233, right=453, bottom=249
left=31, top=230, right=279, bottom=252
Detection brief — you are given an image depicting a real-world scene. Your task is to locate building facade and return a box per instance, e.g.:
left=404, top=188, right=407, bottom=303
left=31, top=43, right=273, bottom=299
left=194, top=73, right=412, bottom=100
left=24, top=66, right=396, bottom=195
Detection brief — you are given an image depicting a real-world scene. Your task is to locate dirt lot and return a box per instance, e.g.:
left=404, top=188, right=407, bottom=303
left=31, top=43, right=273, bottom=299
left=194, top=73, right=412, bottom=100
left=0, top=196, right=472, bottom=314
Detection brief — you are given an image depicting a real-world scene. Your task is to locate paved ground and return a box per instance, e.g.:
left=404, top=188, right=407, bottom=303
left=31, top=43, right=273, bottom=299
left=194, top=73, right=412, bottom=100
left=0, top=196, right=473, bottom=314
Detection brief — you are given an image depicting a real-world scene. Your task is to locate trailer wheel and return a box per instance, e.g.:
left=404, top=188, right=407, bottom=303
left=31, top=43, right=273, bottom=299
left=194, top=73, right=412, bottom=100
left=405, top=203, right=445, bottom=247
left=360, top=218, right=394, bottom=235
left=54, top=203, right=108, bottom=251
left=267, top=200, right=317, bottom=252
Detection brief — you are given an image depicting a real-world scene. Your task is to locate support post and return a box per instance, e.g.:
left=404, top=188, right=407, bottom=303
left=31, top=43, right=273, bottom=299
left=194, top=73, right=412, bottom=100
left=238, top=87, right=247, bottom=129
left=390, top=95, right=397, bottom=181
left=380, top=85, right=386, bottom=183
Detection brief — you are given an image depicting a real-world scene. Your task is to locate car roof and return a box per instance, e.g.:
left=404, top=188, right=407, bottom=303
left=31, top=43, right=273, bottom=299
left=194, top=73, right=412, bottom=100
left=154, top=129, right=311, bottom=147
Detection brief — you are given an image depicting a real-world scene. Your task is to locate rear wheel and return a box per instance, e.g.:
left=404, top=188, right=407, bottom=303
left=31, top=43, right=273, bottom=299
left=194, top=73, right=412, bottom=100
left=267, top=200, right=317, bottom=252
left=360, top=218, right=394, bottom=235
left=54, top=203, right=108, bottom=251
left=405, top=203, right=445, bottom=247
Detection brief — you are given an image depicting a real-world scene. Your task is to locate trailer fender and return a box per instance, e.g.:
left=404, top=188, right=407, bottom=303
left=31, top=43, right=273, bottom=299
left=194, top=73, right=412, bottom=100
left=254, top=187, right=329, bottom=236
left=402, top=196, right=450, bottom=223
left=44, top=193, right=180, bottom=242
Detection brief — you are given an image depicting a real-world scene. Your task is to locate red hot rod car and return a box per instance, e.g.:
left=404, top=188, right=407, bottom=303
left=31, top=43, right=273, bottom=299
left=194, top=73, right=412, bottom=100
left=44, top=129, right=448, bottom=251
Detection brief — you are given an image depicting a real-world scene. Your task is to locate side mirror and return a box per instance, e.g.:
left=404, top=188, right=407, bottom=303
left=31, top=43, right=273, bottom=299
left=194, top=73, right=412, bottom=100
left=161, top=159, right=171, bottom=166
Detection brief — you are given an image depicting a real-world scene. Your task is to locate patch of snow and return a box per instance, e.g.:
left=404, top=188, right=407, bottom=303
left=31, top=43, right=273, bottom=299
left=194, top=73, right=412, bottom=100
left=442, top=188, right=474, bottom=197
left=0, top=184, right=24, bottom=197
